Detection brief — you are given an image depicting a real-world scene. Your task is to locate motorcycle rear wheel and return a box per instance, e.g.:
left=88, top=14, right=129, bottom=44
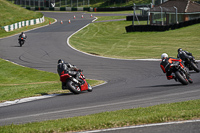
left=67, top=80, right=81, bottom=94
left=175, top=71, right=188, bottom=85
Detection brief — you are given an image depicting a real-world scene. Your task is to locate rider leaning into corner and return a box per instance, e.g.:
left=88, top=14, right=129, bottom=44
left=57, top=59, right=82, bottom=89
left=160, top=53, right=193, bottom=83
left=177, top=48, right=193, bottom=60
left=18, top=32, right=27, bottom=42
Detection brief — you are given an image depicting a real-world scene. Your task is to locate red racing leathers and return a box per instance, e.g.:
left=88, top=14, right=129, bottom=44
left=160, top=57, right=184, bottom=80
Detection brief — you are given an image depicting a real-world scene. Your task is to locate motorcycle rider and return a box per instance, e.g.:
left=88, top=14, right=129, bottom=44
left=177, top=48, right=193, bottom=60
left=57, top=59, right=82, bottom=89
left=18, top=32, right=27, bottom=42
left=160, top=53, right=192, bottom=83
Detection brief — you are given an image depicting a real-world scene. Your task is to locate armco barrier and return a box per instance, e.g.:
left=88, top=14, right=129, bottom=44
left=1, top=16, right=45, bottom=32
left=126, top=18, right=200, bottom=32
left=126, top=15, right=148, bottom=21
left=26, top=7, right=92, bottom=11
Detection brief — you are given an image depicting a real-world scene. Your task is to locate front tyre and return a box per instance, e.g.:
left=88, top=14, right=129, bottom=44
left=67, top=80, right=81, bottom=94
left=190, top=62, right=199, bottom=73
left=175, top=71, right=188, bottom=85
left=87, top=84, right=93, bottom=92
left=20, top=40, right=24, bottom=47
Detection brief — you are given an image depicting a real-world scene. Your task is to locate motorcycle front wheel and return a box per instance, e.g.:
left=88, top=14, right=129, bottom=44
left=190, top=61, right=199, bottom=73
left=175, top=71, right=188, bottom=85
left=87, top=84, right=93, bottom=92
left=20, top=40, right=24, bottom=47
left=67, top=80, right=81, bottom=94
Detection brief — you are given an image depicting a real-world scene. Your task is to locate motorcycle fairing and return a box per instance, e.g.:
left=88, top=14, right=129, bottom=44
left=80, top=79, right=88, bottom=91
left=60, top=74, right=70, bottom=82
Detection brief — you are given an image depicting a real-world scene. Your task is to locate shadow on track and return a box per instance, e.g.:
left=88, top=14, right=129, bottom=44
left=137, top=84, right=182, bottom=89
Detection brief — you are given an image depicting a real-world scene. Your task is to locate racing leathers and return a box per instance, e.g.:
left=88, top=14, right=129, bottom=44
left=177, top=50, right=193, bottom=61
left=57, top=62, right=80, bottom=78
left=160, top=57, right=184, bottom=80
left=18, top=32, right=27, bottom=42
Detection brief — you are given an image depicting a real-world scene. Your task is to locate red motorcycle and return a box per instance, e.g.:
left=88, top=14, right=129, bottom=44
left=59, top=69, right=93, bottom=94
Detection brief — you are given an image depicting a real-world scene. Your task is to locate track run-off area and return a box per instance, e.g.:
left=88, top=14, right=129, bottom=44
left=0, top=12, right=200, bottom=132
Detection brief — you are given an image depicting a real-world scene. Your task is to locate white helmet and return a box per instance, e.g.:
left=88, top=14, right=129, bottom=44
left=161, top=53, right=168, bottom=59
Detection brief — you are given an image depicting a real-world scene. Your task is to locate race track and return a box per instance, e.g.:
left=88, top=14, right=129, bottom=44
left=0, top=12, right=200, bottom=126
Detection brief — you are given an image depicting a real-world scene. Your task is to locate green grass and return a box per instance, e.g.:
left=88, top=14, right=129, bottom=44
left=0, top=0, right=42, bottom=26
left=0, top=0, right=55, bottom=38
left=0, top=17, right=55, bottom=38
left=70, top=20, right=200, bottom=59
left=0, top=58, right=104, bottom=102
left=1, top=99, right=200, bottom=132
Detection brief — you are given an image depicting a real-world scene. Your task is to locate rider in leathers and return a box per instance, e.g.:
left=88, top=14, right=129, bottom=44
left=177, top=48, right=193, bottom=60
left=18, top=32, right=27, bottom=43
left=160, top=53, right=192, bottom=83
left=57, top=59, right=82, bottom=89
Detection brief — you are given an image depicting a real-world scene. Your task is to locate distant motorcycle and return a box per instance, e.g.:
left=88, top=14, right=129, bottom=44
left=18, top=32, right=27, bottom=47
left=18, top=37, right=25, bottom=47
left=59, top=69, right=93, bottom=94
left=171, top=62, right=192, bottom=85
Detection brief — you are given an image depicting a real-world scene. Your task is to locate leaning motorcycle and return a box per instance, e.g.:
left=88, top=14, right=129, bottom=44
left=19, top=37, right=25, bottom=47
left=171, top=62, right=192, bottom=85
left=183, top=56, right=199, bottom=73
left=59, top=70, right=92, bottom=94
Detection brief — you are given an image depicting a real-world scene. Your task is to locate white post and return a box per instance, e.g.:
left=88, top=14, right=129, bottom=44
left=174, top=6, right=178, bottom=24
left=160, top=6, right=163, bottom=25
left=132, top=3, right=135, bottom=26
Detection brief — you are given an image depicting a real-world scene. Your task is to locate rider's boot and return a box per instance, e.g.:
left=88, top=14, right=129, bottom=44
left=62, top=82, right=67, bottom=89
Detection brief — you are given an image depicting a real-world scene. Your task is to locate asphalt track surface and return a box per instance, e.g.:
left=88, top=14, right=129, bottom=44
left=0, top=12, right=200, bottom=132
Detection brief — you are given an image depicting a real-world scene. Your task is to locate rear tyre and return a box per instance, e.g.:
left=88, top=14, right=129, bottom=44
left=67, top=80, right=81, bottom=94
left=190, top=62, right=199, bottom=73
left=175, top=71, right=188, bottom=85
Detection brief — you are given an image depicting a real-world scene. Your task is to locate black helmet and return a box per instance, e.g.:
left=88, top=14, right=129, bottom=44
left=178, top=48, right=182, bottom=52
left=58, top=59, right=64, bottom=64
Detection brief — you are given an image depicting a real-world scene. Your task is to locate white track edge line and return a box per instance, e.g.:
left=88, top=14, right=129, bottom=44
left=78, top=119, right=200, bottom=133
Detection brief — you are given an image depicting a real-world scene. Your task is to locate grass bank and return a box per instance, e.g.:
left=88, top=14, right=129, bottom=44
left=0, top=0, right=55, bottom=38
left=70, top=19, right=200, bottom=59
left=1, top=99, right=200, bottom=132
left=0, top=0, right=42, bottom=26
left=0, top=17, right=55, bottom=38
left=0, top=58, right=103, bottom=102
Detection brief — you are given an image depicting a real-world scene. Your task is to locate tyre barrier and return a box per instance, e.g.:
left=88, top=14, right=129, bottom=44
left=126, top=15, right=148, bottom=21
left=1, top=16, right=45, bottom=32
left=26, top=7, right=94, bottom=12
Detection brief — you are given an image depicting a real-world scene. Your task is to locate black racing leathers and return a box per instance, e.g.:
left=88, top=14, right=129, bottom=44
left=177, top=50, right=192, bottom=61
left=160, top=57, right=184, bottom=80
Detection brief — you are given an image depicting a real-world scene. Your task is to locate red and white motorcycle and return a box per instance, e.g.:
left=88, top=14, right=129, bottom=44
left=58, top=63, right=92, bottom=94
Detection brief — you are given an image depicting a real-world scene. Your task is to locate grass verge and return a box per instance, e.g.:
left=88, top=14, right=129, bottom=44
left=0, top=58, right=104, bottom=102
left=0, top=0, right=42, bottom=26
left=0, top=0, right=55, bottom=38
left=0, top=99, right=200, bottom=132
left=0, top=17, right=55, bottom=38
left=70, top=19, right=200, bottom=60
